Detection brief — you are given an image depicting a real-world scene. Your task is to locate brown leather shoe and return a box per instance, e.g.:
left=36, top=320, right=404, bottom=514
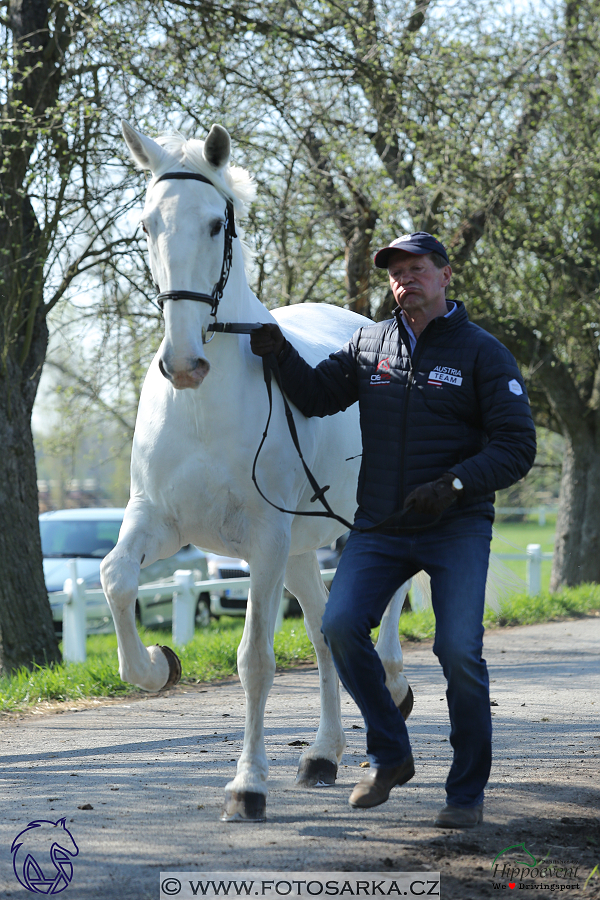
left=348, top=756, right=415, bottom=809
left=434, top=802, right=483, bottom=828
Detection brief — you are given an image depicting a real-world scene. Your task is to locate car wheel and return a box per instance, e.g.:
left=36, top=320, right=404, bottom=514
left=196, top=594, right=210, bottom=628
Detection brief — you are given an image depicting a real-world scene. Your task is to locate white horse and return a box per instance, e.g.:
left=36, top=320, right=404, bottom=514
left=100, top=120, right=413, bottom=822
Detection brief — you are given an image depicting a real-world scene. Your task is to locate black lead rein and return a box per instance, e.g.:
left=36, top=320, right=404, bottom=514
left=251, top=352, right=454, bottom=535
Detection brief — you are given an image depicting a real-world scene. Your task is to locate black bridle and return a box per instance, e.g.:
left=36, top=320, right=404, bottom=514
left=154, top=171, right=237, bottom=320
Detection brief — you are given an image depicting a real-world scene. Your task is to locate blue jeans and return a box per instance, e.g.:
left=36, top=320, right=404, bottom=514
left=321, top=516, right=492, bottom=808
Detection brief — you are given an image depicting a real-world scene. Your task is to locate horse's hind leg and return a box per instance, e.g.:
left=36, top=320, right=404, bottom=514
left=376, top=580, right=414, bottom=720
left=284, top=551, right=345, bottom=787
left=100, top=500, right=182, bottom=692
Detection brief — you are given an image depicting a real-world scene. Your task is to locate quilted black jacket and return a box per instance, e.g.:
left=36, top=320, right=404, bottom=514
left=277, top=301, right=537, bottom=529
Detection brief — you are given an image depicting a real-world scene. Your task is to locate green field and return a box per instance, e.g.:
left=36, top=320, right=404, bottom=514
left=491, top=516, right=556, bottom=593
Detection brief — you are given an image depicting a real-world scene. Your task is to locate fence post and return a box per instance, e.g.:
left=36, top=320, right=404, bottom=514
left=526, top=544, right=543, bottom=596
left=62, top=559, right=87, bottom=663
left=173, top=570, right=196, bottom=646
left=274, top=593, right=285, bottom=633
left=538, top=507, right=546, bottom=527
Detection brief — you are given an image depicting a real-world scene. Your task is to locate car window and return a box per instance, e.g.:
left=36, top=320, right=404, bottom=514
left=40, top=520, right=121, bottom=558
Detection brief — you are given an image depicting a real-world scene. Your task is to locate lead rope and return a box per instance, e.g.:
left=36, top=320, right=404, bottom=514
left=251, top=352, right=454, bottom=534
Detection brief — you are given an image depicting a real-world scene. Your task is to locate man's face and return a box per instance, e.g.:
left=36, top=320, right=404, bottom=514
left=387, top=251, right=452, bottom=315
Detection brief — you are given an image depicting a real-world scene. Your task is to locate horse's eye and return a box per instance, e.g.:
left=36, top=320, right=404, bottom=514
left=141, top=222, right=148, bottom=234
left=210, top=221, right=223, bottom=237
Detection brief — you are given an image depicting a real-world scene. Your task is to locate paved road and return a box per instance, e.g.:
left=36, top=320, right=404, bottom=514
left=0, top=617, right=598, bottom=899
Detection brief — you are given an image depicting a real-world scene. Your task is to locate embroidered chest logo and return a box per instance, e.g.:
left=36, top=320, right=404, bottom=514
left=428, top=366, right=463, bottom=387
left=371, top=357, right=392, bottom=385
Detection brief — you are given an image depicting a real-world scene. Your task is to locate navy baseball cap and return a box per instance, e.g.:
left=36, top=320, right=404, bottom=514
left=374, top=232, right=450, bottom=268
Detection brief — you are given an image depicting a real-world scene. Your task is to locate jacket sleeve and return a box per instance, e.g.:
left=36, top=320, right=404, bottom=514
left=449, top=341, right=537, bottom=498
left=276, top=333, right=361, bottom=417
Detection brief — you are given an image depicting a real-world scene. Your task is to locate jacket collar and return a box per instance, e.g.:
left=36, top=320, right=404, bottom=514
left=392, top=299, right=468, bottom=334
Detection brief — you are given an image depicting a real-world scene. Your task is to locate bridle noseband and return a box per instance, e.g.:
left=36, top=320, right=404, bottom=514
left=154, top=171, right=237, bottom=319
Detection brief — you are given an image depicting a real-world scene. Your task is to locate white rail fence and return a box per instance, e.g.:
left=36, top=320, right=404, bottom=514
left=55, top=565, right=337, bottom=664
left=495, top=544, right=553, bottom=596
left=54, top=546, right=551, bottom=664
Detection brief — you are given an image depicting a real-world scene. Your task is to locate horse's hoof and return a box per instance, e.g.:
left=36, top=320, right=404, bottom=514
left=295, top=758, right=338, bottom=788
left=159, top=645, right=182, bottom=689
left=398, top=685, right=414, bottom=720
left=220, top=790, right=266, bottom=822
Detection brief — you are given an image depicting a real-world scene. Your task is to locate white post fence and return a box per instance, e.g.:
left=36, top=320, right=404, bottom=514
left=62, top=559, right=87, bottom=663
left=53, top=546, right=553, bottom=658
left=172, top=569, right=197, bottom=646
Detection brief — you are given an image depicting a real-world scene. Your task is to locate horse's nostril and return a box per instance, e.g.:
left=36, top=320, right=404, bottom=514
left=194, top=358, right=210, bottom=376
left=158, top=359, right=172, bottom=381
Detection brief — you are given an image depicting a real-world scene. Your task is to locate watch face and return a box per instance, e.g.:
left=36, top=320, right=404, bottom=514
left=452, top=477, right=463, bottom=492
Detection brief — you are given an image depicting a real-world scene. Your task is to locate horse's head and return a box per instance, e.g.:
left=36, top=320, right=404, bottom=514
left=122, top=120, right=253, bottom=390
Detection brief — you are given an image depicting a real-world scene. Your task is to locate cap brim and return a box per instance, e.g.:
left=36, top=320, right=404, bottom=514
left=374, top=245, right=427, bottom=268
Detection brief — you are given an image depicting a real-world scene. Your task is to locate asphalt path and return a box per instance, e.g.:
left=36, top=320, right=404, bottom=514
left=0, top=616, right=598, bottom=899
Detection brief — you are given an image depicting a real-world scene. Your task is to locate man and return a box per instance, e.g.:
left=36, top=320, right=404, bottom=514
left=250, top=232, right=536, bottom=828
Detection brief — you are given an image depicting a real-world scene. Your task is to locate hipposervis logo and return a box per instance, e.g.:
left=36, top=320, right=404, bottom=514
left=370, top=358, right=392, bottom=385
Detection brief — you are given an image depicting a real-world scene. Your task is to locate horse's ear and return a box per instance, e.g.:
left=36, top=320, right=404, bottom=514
left=121, top=120, right=169, bottom=173
left=203, top=124, right=230, bottom=170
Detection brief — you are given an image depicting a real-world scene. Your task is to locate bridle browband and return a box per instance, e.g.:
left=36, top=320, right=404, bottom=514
left=154, top=171, right=237, bottom=319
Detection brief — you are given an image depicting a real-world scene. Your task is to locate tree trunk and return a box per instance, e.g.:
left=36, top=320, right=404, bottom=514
left=0, top=373, right=61, bottom=673
left=550, top=431, right=600, bottom=590
left=0, top=195, right=61, bottom=673
left=345, top=204, right=378, bottom=319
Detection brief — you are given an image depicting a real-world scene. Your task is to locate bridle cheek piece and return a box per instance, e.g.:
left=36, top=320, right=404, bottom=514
left=154, top=171, right=237, bottom=331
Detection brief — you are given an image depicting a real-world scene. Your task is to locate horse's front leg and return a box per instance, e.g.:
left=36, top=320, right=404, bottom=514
left=375, top=580, right=414, bottom=720
left=221, top=534, right=289, bottom=823
left=284, top=551, right=345, bottom=787
left=100, top=500, right=182, bottom=692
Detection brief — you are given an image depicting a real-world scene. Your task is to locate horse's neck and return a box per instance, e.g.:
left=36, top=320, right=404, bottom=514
left=215, top=264, right=272, bottom=327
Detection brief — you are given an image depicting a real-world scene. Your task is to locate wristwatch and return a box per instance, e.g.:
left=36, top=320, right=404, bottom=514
left=451, top=476, right=464, bottom=494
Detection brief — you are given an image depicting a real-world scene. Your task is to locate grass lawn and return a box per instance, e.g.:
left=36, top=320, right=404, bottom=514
left=0, top=618, right=314, bottom=715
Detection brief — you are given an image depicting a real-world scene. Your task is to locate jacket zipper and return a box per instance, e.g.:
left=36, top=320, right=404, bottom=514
left=396, top=319, right=433, bottom=507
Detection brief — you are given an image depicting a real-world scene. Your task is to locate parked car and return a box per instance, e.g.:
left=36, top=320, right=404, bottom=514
left=40, top=508, right=209, bottom=634
left=205, top=533, right=348, bottom=619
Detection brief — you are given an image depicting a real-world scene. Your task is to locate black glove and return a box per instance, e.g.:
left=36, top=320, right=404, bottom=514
left=403, top=473, right=460, bottom=516
left=250, top=323, right=286, bottom=358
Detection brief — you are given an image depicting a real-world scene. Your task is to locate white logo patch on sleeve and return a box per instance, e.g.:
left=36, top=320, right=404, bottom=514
left=508, top=379, right=523, bottom=396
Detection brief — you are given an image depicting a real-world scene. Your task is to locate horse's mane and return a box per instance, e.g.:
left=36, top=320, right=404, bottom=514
left=153, top=134, right=256, bottom=214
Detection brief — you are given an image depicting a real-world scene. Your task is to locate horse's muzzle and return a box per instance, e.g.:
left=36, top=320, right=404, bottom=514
left=159, top=356, right=210, bottom=389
